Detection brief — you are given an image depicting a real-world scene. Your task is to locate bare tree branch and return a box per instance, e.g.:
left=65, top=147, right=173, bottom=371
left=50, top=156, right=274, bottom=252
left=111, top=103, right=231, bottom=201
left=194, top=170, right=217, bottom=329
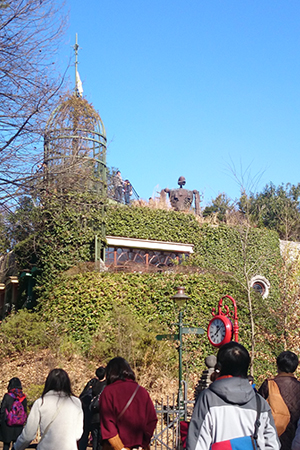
left=0, top=0, right=68, bottom=208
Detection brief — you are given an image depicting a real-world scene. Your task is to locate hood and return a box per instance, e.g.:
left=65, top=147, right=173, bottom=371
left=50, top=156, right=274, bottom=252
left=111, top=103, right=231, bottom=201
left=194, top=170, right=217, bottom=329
left=209, top=376, right=255, bottom=406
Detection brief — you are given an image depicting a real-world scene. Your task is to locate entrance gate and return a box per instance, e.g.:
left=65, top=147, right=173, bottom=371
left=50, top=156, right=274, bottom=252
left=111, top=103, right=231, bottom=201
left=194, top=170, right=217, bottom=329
left=151, top=382, right=194, bottom=450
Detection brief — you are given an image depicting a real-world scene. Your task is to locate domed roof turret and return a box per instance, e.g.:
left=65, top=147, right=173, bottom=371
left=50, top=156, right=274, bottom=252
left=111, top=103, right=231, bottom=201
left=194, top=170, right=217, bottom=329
left=43, top=92, right=107, bottom=194
left=42, top=34, right=107, bottom=196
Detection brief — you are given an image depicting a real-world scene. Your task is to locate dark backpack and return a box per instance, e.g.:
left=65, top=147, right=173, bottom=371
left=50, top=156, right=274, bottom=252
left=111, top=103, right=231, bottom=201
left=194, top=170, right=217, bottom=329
left=89, top=393, right=101, bottom=414
left=5, top=393, right=27, bottom=426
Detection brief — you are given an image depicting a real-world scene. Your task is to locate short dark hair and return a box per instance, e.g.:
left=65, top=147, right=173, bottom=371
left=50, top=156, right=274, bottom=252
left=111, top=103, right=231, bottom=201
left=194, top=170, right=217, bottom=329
left=42, top=368, right=73, bottom=398
left=217, top=342, right=250, bottom=378
left=95, top=366, right=106, bottom=380
left=8, top=377, right=22, bottom=390
left=277, top=351, right=298, bottom=373
left=106, top=357, right=135, bottom=385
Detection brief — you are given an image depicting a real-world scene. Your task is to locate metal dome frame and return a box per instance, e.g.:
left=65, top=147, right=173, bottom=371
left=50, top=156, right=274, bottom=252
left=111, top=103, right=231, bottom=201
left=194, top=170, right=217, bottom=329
left=43, top=93, right=107, bottom=195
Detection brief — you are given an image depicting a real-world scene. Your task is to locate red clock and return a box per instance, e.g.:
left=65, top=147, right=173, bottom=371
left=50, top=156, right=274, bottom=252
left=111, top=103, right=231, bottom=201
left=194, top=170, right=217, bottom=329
left=207, top=315, right=233, bottom=348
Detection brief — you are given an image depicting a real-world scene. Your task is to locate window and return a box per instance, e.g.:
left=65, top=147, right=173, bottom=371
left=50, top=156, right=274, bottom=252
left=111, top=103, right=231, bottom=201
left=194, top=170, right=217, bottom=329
left=250, top=275, right=270, bottom=299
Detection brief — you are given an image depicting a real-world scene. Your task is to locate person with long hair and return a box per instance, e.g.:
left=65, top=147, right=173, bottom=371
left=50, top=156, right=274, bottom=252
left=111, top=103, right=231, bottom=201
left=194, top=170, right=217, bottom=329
left=12, top=368, right=83, bottom=450
left=99, top=357, right=157, bottom=450
left=0, top=377, right=27, bottom=450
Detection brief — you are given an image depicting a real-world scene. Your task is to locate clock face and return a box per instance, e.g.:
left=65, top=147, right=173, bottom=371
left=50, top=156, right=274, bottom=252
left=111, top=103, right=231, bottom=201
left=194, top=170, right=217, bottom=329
left=207, top=315, right=233, bottom=348
left=208, top=318, right=226, bottom=344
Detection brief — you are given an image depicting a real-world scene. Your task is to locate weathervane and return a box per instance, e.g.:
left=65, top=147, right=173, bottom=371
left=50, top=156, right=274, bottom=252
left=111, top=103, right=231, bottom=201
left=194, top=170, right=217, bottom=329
left=74, top=33, right=83, bottom=97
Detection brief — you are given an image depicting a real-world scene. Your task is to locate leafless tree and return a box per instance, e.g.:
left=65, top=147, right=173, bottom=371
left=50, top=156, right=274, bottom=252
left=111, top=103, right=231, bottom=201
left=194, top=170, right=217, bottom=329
left=0, top=0, right=67, bottom=208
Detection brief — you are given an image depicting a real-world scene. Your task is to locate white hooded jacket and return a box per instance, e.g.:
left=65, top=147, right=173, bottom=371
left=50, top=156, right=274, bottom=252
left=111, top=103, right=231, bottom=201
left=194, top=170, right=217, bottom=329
left=187, top=377, right=280, bottom=450
left=14, top=390, right=83, bottom=450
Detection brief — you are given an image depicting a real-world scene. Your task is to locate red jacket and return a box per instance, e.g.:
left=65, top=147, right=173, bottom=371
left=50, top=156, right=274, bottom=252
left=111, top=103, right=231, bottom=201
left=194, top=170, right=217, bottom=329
left=99, top=379, right=157, bottom=448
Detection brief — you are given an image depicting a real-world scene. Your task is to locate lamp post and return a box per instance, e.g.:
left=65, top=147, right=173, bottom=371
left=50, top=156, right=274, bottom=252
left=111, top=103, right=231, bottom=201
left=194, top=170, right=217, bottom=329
left=171, top=286, right=190, bottom=410
left=156, top=287, right=204, bottom=413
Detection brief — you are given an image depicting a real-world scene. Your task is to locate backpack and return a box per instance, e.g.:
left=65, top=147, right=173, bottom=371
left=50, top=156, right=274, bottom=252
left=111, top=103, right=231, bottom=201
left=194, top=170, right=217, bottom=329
left=267, top=379, right=290, bottom=436
left=211, top=394, right=262, bottom=450
left=5, top=393, right=27, bottom=426
left=89, top=392, right=101, bottom=414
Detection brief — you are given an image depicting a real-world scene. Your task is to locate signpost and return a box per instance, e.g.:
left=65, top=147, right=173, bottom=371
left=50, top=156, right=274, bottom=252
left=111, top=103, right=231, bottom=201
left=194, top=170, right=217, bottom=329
left=156, top=334, right=179, bottom=341
left=156, top=288, right=204, bottom=412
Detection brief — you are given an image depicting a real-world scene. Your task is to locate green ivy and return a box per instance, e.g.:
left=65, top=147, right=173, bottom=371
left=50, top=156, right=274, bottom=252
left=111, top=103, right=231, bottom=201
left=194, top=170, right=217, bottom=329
left=11, top=199, right=284, bottom=382
left=106, top=206, right=201, bottom=245
left=39, top=271, right=282, bottom=380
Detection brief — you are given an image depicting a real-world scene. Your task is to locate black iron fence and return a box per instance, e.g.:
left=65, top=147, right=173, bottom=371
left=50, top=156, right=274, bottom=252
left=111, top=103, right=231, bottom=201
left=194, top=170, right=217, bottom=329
left=151, top=382, right=194, bottom=450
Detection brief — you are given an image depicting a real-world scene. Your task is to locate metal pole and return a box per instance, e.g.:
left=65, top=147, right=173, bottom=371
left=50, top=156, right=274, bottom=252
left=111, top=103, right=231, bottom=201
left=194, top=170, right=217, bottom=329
left=95, top=235, right=98, bottom=263
left=74, top=34, right=78, bottom=94
left=178, top=310, right=183, bottom=410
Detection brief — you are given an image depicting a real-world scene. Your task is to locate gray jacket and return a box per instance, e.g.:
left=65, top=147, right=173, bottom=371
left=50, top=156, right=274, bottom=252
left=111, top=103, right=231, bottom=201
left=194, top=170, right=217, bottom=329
left=187, top=376, right=280, bottom=450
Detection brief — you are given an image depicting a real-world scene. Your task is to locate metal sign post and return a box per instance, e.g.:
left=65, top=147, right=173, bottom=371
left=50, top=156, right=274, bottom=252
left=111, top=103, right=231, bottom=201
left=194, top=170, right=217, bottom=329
left=156, top=287, right=204, bottom=413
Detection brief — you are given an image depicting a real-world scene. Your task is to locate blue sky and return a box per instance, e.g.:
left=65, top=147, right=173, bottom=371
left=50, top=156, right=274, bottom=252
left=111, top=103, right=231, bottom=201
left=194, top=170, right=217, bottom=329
left=58, top=1, right=300, bottom=207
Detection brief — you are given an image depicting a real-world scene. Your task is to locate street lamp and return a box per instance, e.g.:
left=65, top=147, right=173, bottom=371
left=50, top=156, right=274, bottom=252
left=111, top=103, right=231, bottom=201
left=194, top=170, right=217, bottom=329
left=156, top=287, right=204, bottom=413
left=171, top=286, right=190, bottom=411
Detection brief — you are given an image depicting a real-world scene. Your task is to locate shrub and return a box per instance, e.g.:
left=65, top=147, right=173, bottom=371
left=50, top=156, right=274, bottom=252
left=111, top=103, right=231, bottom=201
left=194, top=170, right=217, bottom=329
left=87, top=304, right=178, bottom=374
left=0, top=310, right=50, bottom=356
left=26, top=384, right=44, bottom=410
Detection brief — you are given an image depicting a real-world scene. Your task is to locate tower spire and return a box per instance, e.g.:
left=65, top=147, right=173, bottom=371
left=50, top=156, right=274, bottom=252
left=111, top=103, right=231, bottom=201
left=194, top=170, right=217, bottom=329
left=74, top=33, right=83, bottom=97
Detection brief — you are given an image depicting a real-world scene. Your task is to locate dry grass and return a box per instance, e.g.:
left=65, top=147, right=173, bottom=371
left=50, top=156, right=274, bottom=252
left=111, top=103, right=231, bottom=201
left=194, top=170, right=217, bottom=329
left=0, top=349, right=95, bottom=401
left=132, top=196, right=251, bottom=228
left=0, top=349, right=198, bottom=405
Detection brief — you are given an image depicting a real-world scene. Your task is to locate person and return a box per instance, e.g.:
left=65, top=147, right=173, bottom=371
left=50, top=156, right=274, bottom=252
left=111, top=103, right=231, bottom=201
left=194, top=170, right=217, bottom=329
left=124, top=180, right=132, bottom=205
left=292, top=419, right=300, bottom=450
left=90, top=372, right=106, bottom=450
left=248, top=374, right=258, bottom=392
left=187, top=342, right=280, bottom=450
left=12, top=368, right=83, bottom=450
left=78, top=366, right=106, bottom=450
left=259, top=350, right=300, bottom=450
left=0, top=377, right=27, bottom=450
left=113, top=171, right=123, bottom=203
left=99, top=357, right=157, bottom=450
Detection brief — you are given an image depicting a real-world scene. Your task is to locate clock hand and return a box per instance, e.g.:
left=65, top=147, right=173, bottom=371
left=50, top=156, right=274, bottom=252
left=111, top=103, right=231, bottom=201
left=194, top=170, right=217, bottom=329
left=212, top=326, right=221, bottom=338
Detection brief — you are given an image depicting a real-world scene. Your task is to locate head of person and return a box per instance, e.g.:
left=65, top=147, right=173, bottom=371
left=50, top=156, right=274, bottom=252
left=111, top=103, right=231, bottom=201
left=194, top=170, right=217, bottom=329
left=277, top=351, right=299, bottom=374
left=95, top=366, right=106, bottom=381
left=106, top=357, right=135, bottom=385
left=42, top=368, right=73, bottom=398
left=217, top=342, right=250, bottom=378
left=8, top=377, right=22, bottom=391
left=248, top=375, right=254, bottom=385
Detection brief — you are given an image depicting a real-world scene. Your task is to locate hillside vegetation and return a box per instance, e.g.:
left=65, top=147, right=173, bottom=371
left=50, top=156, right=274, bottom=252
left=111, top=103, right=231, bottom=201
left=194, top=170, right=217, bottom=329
left=0, top=196, right=291, bottom=399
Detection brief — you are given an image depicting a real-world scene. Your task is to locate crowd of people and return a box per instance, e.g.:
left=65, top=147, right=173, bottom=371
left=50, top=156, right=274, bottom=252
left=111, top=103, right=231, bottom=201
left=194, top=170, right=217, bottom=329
left=1, top=347, right=300, bottom=450
left=187, top=344, right=300, bottom=450
left=113, top=171, right=133, bottom=205
left=0, top=357, right=157, bottom=450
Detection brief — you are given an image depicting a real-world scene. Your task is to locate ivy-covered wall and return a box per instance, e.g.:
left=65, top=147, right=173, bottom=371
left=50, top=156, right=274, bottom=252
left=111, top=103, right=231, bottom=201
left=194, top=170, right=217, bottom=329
left=106, top=206, right=281, bottom=299
left=13, top=201, right=283, bottom=381
left=106, top=206, right=201, bottom=245
left=14, top=202, right=281, bottom=297
left=40, top=270, right=282, bottom=381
